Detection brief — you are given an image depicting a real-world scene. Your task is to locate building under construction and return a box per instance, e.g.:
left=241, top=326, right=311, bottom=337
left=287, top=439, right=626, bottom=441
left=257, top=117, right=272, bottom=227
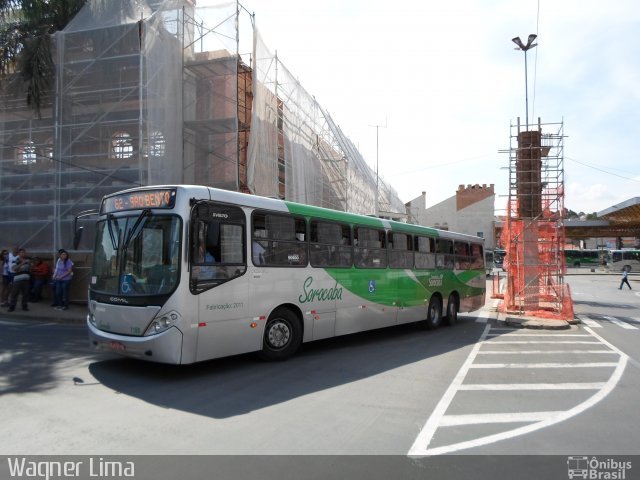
left=0, top=0, right=405, bottom=258
left=500, top=118, right=574, bottom=319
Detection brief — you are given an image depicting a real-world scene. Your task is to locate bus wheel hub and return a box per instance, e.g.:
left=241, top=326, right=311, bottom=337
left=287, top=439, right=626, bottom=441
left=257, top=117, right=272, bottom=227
left=268, top=322, right=290, bottom=348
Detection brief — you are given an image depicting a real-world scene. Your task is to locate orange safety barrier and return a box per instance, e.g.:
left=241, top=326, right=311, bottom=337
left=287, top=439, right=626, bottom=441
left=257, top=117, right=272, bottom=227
left=499, top=199, right=574, bottom=321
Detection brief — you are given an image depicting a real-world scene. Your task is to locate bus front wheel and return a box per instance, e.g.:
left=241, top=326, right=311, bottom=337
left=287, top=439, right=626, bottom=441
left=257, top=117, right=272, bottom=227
left=259, top=308, right=302, bottom=361
left=425, top=296, right=443, bottom=330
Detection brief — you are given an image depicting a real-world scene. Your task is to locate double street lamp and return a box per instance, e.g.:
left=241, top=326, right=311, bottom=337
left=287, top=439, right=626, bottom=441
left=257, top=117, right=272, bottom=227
left=512, top=34, right=537, bottom=129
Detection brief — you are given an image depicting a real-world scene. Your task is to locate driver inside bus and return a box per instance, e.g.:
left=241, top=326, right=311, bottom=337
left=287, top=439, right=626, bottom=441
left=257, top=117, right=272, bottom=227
left=194, top=244, right=217, bottom=281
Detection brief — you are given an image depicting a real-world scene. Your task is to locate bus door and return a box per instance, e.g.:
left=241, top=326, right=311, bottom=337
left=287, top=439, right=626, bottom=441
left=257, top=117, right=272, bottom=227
left=190, top=202, right=251, bottom=361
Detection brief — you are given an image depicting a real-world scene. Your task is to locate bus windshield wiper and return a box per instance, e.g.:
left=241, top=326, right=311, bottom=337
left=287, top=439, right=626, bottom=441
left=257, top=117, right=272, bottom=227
left=107, top=214, right=119, bottom=251
left=124, top=209, right=151, bottom=247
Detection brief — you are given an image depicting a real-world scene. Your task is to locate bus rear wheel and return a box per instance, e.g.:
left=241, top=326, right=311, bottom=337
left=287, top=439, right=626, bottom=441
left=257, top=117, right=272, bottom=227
left=258, top=308, right=302, bottom=361
left=424, top=296, right=442, bottom=330
left=444, top=294, right=458, bottom=326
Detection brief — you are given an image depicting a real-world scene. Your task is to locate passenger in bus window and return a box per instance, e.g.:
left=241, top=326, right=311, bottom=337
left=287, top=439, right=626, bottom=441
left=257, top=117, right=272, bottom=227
left=194, top=244, right=217, bottom=280
left=252, top=240, right=266, bottom=265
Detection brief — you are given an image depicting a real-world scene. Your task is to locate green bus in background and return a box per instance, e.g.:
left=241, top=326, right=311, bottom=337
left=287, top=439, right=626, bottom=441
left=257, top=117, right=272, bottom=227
left=563, top=249, right=606, bottom=268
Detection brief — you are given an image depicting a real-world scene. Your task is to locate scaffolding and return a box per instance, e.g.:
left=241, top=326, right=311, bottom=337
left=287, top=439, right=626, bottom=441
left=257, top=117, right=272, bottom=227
left=500, top=118, right=574, bottom=319
left=0, top=0, right=406, bottom=261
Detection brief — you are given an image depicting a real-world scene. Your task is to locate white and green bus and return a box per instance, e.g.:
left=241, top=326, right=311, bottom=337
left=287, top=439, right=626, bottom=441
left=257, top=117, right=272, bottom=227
left=86, top=185, right=486, bottom=364
left=608, top=249, right=640, bottom=272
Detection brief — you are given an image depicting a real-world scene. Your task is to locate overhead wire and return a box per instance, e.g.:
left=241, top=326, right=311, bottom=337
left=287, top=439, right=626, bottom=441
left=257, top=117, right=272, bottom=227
left=565, top=156, right=640, bottom=183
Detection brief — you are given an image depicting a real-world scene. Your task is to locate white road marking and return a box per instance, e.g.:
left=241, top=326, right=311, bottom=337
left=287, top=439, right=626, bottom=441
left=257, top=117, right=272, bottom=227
left=577, top=315, right=601, bottom=328
left=486, top=333, right=591, bottom=337
left=469, top=362, right=618, bottom=369
left=458, top=383, right=606, bottom=391
left=0, top=320, right=27, bottom=326
left=477, top=350, right=615, bottom=354
left=408, top=324, right=628, bottom=457
left=440, top=411, right=565, bottom=426
left=603, top=315, right=637, bottom=330
left=407, top=324, right=491, bottom=456
left=483, top=340, right=600, bottom=344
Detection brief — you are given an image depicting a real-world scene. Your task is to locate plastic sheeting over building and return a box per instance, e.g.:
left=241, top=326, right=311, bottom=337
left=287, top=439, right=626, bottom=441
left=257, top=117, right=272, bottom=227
left=0, top=0, right=405, bottom=255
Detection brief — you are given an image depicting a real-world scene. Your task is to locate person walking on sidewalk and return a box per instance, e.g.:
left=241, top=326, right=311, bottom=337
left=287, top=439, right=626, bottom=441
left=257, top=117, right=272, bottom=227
left=7, top=248, right=31, bottom=312
left=52, top=249, right=74, bottom=310
left=619, top=268, right=632, bottom=290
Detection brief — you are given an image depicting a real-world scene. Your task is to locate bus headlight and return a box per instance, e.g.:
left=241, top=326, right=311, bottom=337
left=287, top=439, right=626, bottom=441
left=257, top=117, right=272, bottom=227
left=87, top=313, right=97, bottom=327
left=144, top=311, right=181, bottom=336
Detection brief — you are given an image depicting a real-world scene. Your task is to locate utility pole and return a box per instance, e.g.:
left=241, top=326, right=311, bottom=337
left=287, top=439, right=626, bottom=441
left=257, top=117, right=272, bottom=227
left=369, top=120, right=386, bottom=216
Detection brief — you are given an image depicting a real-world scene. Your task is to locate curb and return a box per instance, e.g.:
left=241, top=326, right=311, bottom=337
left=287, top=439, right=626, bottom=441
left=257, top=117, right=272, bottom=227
left=0, top=306, right=86, bottom=325
left=498, top=315, right=573, bottom=330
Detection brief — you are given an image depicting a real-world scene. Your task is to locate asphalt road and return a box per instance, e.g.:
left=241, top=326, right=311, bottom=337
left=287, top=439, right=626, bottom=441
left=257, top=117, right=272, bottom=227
left=0, top=274, right=639, bottom=478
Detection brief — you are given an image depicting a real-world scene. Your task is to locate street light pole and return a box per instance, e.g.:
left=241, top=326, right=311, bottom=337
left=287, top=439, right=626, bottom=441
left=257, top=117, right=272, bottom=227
left=512, top=34, right=537, bottom=130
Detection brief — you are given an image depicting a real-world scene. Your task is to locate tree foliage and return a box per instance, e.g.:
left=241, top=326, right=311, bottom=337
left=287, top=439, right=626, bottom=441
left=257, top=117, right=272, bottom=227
left=0, top=0, right=88, bottom=115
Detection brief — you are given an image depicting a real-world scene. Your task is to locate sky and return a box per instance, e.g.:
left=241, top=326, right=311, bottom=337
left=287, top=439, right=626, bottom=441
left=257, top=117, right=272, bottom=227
left=230, top=0, right=640, bottom=215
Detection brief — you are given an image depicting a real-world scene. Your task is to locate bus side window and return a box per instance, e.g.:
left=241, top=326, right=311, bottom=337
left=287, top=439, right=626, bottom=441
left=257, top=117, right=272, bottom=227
left=415, top=236, right=436, bottom=269
left=454, top=241, right=471, bottom=270
left=354, top=227, right=387, bottom=268
left=252, top=211, right=308, bottom=267
left=310, top=220, right=352, bottom=268
left=471, top=243, right=484, bottom=269
left=389, top=232, right=413, bottom=269
left=436, top=239, right=454, bottom=269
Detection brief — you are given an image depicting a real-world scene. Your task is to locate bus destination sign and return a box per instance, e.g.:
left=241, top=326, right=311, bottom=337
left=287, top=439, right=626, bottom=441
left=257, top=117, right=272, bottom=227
left=102, top=188, right=177, bottom=213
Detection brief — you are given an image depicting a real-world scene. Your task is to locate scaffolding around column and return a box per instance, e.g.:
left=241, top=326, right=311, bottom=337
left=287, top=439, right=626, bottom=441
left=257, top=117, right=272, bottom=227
left=500, top=118, right=574, bottom=319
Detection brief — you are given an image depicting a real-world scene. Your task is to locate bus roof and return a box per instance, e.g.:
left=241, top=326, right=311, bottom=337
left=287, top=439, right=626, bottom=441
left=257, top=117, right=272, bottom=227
left=104, top=185, right=484, bottom=243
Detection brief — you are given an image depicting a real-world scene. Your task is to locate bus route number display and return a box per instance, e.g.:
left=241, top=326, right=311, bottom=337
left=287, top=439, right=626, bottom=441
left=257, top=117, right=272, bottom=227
left=102, top=188, right=177, bottom=213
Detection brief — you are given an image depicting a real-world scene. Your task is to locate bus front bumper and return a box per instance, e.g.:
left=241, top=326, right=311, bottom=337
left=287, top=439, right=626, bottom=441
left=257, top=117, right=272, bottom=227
left=87, top=317, right=184, bottom=364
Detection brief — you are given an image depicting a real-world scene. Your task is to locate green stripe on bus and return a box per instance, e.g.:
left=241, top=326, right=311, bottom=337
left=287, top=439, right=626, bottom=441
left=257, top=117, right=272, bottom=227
left=284, top=202, right=387, bottom=227
left=324, top=268, right=485, bottom=307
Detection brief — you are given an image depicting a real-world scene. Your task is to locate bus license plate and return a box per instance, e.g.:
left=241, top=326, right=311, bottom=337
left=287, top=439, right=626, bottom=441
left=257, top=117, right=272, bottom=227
left=110, top=341, right=126, bottom=351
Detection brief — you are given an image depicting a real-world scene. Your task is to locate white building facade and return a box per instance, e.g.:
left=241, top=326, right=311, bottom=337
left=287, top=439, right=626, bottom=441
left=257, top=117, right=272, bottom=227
left=406, top=184, right=496, bottom=250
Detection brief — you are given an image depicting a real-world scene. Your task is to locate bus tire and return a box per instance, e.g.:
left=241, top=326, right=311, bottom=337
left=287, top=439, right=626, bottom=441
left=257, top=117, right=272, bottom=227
left=444, top=294, right=458, bottom=326
left=425, top=296, right=442, bottom=330
left=258, top=308, right=302, bottom=361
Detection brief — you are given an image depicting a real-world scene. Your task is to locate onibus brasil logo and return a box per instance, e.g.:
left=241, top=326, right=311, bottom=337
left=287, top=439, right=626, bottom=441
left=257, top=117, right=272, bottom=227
left=567, top=456, right=632, bottom=479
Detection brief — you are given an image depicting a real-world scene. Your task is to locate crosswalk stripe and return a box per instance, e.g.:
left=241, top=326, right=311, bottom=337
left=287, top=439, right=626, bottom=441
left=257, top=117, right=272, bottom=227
left=458, top=382, right=606, bottom=391
left=477, top=350, right=616, bottom=354
left=578, top=315, right=601, bottom=328
left=486, top=333, right=591, bottom=337
left=470, top=362, right=618, bottom=369
left=439, top=411, right=565, bottom=426
left=603, top=316, right=638, bottom=330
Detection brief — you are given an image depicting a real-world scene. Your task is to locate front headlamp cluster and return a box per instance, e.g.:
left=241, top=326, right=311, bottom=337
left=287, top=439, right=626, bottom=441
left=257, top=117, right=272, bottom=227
left=144, top=311, right=181, bottom=336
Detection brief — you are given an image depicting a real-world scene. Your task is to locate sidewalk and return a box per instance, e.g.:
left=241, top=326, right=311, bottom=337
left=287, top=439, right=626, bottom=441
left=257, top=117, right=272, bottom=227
left=1, top=300, right=86, bottom=325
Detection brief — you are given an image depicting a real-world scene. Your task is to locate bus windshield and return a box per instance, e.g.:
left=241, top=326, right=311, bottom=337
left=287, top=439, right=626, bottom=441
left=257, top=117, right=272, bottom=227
left=91, top=214, right=182, bottom=296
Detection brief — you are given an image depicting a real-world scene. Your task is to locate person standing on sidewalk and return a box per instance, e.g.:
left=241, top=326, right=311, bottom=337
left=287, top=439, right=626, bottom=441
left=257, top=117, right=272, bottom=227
left=619, top=268, right=632, bottom=290
left=1, top=249, right=11, bottom=306
left=1, top=247, right=18, bottom=306
left=52, top=249, right=74, bottom=310
left=7, top=248, right=31, bottom=312
left=30, top=257, right=51, bottom=302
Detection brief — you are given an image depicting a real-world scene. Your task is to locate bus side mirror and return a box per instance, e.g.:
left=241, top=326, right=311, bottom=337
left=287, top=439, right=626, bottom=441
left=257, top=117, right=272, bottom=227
left=72, top=209, right=99, bottom=250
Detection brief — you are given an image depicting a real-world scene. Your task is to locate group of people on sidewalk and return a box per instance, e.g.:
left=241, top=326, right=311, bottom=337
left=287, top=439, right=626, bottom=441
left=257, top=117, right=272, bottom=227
left=1, top=247, right=74, bottom=312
